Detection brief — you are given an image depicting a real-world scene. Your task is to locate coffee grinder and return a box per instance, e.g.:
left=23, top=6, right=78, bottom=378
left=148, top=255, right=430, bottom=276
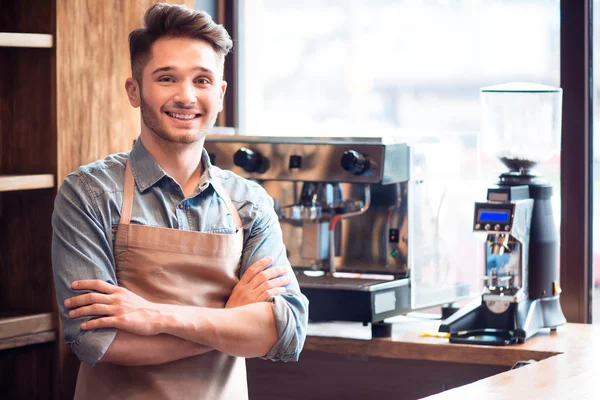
left=439, top=83, right=567, bottom=345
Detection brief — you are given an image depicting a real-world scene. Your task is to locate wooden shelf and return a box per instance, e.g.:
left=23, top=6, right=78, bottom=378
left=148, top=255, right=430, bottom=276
left=0, top=32, right=53, bottom=48
left=0, top=312, right=56, bottom=350
left=0, top=312, right=55, bottom=340
left=0, top=174, right=55, bottom=192
left=0, top=330, right=56, bottom=351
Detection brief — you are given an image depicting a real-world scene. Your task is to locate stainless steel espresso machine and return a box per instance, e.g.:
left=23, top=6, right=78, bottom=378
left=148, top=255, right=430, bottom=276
left=205, top=136, right=471, bottom=337
left=439, top=83, right=567, bottom=344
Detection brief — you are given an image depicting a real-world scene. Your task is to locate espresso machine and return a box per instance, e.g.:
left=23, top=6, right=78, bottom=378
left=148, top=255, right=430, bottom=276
left=205, top=136, right=471, bottom=336
left=439, top=83, right=567, bottom=345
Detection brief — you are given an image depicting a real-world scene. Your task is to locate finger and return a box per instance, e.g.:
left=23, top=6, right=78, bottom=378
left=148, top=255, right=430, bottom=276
left=72, top=280, right=119, bottom=294
left=256, top=276, right=292, bottom=293
left=249, top=266, right=290, bottom=289
left=81, top=316, right=122, bottom=331
left=239, top=257, right=272, bottom=284
left=69, top=304, right=115, bottom=319
left=64, top=292, right=112, bottom=309
left=257, top=287, right=287, bottom=302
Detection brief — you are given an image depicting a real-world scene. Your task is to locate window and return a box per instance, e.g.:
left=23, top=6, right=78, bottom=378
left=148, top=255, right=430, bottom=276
left=238, top=0, right=561, bottom=305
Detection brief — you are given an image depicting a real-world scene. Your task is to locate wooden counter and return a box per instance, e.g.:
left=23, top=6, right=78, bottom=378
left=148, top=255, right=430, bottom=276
left=247, top=316, right=600, bottom=399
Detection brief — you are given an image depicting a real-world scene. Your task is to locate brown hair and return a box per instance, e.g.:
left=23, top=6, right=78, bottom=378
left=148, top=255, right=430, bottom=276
left=129, top=2, right=233, bottom=82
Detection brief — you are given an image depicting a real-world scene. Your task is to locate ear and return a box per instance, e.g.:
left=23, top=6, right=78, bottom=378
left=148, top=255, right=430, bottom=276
left=218, top=80, right=228, bottom=112
left=125, top=78, right=141, bottom=108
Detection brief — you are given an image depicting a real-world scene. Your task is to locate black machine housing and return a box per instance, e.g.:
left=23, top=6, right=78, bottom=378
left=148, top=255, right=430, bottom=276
left=439, top=173, right=566, bottom=345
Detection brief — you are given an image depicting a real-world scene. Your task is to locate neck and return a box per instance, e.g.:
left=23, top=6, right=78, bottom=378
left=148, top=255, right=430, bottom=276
left=139, top=130, right=205, bottom=197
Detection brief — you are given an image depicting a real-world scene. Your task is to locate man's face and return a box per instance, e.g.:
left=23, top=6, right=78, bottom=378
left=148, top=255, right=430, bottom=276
left=137, top=37, right=226, bottom=145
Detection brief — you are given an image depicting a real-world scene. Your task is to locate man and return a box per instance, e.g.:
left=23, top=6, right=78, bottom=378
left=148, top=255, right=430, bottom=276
left=51, top=3, right=308, bottom=399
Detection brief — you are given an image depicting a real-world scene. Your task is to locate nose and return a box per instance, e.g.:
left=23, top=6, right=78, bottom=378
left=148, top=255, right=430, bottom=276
left=174, top=80, right=196, bottom=105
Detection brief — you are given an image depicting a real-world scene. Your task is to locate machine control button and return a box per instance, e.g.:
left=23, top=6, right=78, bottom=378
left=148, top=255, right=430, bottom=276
left=494, top=224, right=501, bottom=231
left=390, top=250, right=398, bottom=258
left=484, top=224, right=491, bottom=230
left=341, top=150, right=370, bottom=175
left=475, top=223, right=481, bottom=230
left=389, top=229, right=399, bottom=243
left=504, top=225, right=510, bottom=231
left=233, top=148, right=264, bottom=173
left=289, top=155, right=302, bottom=169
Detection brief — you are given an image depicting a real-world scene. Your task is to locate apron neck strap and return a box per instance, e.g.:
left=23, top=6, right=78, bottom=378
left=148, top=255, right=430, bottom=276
left=120, top=159, right=135, bottom=225
left=121, top=157, right=243, bottom=230
left=210, top=177, right=244, bottom=230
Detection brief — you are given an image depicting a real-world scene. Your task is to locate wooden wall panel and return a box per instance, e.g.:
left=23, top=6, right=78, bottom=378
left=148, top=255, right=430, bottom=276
left=0, top=190, right=56, bottom=312
left=0, top=0, right=54, bottom=33
left=56, top=0, right=194, bottom=183
left=0, top=343, right=55, bottom=399
left=0, top=47, right=55, bottom=175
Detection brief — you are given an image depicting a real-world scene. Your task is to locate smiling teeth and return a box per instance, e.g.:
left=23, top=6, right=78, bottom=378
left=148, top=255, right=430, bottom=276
left=169, top=112, right=196, bottom=120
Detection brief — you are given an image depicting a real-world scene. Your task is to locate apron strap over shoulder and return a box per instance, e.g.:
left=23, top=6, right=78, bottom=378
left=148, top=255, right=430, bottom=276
left=210, top=178, right=244, bottom=231
left=120, top=159, right=135, bottom=225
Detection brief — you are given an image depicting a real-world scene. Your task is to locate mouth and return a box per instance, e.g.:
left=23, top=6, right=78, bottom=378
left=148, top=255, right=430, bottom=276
left=165, top=111, right=201, bottom=121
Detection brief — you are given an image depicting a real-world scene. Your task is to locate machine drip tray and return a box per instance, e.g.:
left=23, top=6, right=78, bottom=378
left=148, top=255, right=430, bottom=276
left=449, top=329, right=518, bottom=346
left=297, top=273, right=411, bottom=323
left=296, top=273, right=407, bottom=291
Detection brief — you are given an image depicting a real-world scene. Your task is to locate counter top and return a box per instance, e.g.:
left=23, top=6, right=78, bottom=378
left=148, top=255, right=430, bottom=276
left=305, top=316, right=600, bottom=399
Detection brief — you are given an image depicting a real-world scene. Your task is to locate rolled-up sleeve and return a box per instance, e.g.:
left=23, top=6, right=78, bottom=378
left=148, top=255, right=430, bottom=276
left=240, top=192, right=309, bottom=362
left=51, top=173, right=118, bottom=366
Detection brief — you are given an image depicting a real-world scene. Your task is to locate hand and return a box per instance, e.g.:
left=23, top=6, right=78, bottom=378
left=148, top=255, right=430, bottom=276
left=64, top=280, right=163, bottom=336
left=226, top=257, right=292, bottom=308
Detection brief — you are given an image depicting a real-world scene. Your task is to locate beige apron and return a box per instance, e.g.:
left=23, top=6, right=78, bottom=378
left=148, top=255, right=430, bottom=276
left=74, top=160, right=248, bottom=400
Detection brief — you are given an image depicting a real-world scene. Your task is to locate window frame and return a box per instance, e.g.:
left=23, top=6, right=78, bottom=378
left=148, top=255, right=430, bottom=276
left=217, top=0, right=240, bottom=128
left=559, top=0, right=593, bottom=323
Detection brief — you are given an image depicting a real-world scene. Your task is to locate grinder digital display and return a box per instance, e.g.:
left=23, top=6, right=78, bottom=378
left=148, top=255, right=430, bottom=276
left=478, top=210, right=510, bottom=223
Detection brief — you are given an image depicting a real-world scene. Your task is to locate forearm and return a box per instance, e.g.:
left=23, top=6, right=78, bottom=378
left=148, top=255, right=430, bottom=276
left=98, top=330, right=213, bottom=366
left=160, top=302, right=278, bottom=358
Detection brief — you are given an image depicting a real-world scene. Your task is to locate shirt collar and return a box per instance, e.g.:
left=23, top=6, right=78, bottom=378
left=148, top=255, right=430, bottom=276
left=129, top=139, right=166, bottom=192
left=129, top=138, right=225, bottom=198
left=199, top=146, right=229, bottom=200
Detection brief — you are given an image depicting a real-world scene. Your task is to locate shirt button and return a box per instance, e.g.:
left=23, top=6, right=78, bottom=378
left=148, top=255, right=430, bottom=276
left=178, top=204, right=184, bottom=210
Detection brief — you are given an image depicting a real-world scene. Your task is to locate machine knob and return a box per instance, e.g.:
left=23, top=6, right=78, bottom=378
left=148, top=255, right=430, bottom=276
left=484, top=224, right=491, bottom=230
left=233, top=148, right=264, bottom=173
left=494, top=224, right=501, bottom=231
left=341, top=150, right=370, bottom=175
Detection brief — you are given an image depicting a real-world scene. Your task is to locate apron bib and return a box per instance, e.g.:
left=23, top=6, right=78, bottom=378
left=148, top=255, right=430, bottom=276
left=74, top=159, right=247, bottom=400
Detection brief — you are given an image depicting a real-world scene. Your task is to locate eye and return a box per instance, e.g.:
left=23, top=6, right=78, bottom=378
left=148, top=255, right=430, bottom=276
left=195, top=77, right=211, bottom=85
left=158, top=76, right=175, bottom=83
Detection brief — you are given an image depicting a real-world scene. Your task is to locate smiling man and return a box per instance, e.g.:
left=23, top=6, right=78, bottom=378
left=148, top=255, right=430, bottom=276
left=51, top=3, right=308, bottom=399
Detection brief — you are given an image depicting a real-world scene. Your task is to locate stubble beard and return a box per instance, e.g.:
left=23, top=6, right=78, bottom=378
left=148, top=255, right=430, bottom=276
left=140, top=95, right=211, bottom=150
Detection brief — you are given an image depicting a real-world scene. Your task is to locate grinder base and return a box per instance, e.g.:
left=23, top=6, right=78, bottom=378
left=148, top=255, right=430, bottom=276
left=439, top=295, right=566, bottom=345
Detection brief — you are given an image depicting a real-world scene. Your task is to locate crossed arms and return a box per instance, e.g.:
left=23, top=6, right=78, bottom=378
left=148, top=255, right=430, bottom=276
left=65, top=258, right=291, bottom=366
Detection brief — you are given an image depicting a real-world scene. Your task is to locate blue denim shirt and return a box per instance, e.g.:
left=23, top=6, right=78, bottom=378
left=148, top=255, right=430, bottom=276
left=51, top=138, right=308, bottom=366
